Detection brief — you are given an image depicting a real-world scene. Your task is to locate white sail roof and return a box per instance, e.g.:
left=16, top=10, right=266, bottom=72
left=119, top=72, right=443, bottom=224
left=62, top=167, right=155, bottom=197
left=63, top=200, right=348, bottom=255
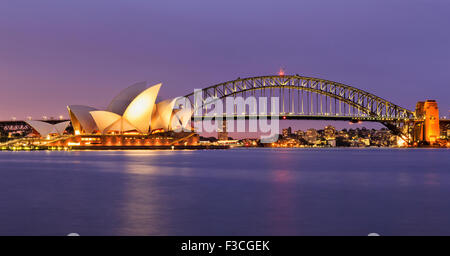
left=67, top=105, right=98, bottom=134
left=89, top=111, right=122, bottom=134
left=171, top=107, right=193, bottom=132
left=55, top=121, right=71, bottom=134
left=107, top=82, right=149, bottom=115
left=90, top=83, right=162, bottom=134
left=89, top=111, right=136, bottom=134
left=123, top=83, right=162, bottom=133
left=26, top=120, right=70, bottom=137
left=151, top=98, right=178, bottom=131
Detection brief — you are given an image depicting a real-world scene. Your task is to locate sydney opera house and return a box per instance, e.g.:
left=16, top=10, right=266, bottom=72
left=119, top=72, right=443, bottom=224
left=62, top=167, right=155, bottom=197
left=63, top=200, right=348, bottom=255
left=24, top=82, right=198, bottom=149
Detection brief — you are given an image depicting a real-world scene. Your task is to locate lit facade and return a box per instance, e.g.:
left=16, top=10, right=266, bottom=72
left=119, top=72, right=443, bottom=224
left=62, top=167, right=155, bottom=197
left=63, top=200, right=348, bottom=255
left=60, top=82, right=197, bottom=148
left=424, top=100, right=440, bottom=143
left=46, top=132, right=199, bottom=148
left=414, top=100, right=440, bottom=144
left=68, top=82, right=192, bottom=136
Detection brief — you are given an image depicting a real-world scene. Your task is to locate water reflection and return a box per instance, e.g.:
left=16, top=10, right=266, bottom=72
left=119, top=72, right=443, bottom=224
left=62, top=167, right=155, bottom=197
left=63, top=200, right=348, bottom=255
left=267, top=169, right=297, bottom=235
left=0, top=148, right=449, bottom=235
left=116, top=161, right=167, bottom=235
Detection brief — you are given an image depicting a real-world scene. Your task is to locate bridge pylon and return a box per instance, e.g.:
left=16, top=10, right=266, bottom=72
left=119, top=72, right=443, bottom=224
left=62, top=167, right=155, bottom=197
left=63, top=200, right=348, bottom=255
left=411, top=100, right=440, bottom=145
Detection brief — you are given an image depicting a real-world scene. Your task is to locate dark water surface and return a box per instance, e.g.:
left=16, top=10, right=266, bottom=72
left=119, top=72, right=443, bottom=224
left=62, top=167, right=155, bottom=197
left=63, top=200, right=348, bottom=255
left=0, top=148, right=449, bottom=236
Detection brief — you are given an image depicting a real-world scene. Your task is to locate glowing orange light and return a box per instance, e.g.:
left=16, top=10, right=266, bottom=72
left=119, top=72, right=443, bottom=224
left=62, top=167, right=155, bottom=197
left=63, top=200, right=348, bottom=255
left=278, top=68, right=285, bottom=76
left=397, top=137, right=407, bottom=147
left=282, top=116, right=287, bottom=120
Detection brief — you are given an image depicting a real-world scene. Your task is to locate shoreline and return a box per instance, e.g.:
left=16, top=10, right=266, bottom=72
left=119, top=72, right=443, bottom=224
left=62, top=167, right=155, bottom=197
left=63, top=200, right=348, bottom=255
left=0, top=145, right=230, bottom=151
left=1, top=145, right=448, bottom=151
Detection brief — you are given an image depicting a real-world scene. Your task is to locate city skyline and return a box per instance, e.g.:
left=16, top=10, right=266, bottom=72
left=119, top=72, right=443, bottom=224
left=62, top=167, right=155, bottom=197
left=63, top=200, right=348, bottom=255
left=1, top=0, right=449, bottom=122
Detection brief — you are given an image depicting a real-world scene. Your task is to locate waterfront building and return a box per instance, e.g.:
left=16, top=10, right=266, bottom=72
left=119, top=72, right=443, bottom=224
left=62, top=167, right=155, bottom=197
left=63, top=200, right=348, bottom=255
left=324, top=125, right=336, bottom=140
left=23, top=82, right=198, bottom=148
left=414, top=100, right=440, bottom=144
left=89, top=83, right=162, bottom=134
left=66, top=82, right=191, bottom=137
left=305, top=128, right=318, bottom=144
left=218, top=120, right=228, bottom=141
left=327, top=139, right=336, bottom=147
left=295, top=130, right=304, bottom=138
left=282, top=127, right=292, bottom=138
left=25, top=120, right=71, bottom=137
left=242, top=138, right=259, bottom=147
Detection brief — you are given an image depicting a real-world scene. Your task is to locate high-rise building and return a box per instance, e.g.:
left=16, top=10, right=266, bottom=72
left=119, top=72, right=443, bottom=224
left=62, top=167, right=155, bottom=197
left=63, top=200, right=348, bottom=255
left=305, top=128, right=318, bottom=144
left=295, top=130, right=304, bottom=138
left=414, top=101, right=425, bottom=141
left=423, top=100, right=440, bottom=143
left=282, top=127, right=292, bottom=138
left=324, top=125, right=336, bottom=140
left=218, top=120, right=228, bottom=141
left=414, top=100, right=440, bottom=144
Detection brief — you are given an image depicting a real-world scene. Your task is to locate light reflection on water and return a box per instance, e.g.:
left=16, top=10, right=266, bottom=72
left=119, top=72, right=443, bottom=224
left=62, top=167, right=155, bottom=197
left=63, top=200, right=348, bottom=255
left=0, top=148, right=449, bottom=235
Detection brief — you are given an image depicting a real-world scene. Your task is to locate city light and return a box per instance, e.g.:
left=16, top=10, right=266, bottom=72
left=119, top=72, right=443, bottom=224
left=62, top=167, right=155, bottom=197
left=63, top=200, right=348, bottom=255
left=397, top=137, right=407, bottom=147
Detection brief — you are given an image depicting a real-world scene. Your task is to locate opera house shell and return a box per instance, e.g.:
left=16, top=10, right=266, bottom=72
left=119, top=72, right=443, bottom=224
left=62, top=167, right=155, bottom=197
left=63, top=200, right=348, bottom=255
left=26, top=120, right=71, bottom=137
left=67, top=82, right=191, bottom=135
left=67, top=105, right=98, bottom=134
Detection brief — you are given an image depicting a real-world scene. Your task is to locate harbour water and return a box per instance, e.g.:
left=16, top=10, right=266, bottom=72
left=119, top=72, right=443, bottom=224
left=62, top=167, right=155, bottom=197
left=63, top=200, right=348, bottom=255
left=0, top=148, right=449, bottom=236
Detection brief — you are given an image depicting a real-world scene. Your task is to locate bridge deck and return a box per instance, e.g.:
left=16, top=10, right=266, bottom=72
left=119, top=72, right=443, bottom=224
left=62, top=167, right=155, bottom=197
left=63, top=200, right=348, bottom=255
left=192, top=114, right=419, bottom=122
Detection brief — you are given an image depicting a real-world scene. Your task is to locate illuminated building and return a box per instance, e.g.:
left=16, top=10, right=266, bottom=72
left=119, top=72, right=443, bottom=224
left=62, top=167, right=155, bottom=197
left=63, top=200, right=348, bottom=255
left=423, top=100, right=440, bottom=143
left=46, top=82, right=197, bottom=148
left=414, top=100, right=440, bottom=144
left=47, top=132, right=199, bottom=148
left=67, top=82, right=192, bottom=136
left=324, top=125, right=336, bottom=140
left=413, top=101, right=425, bottom=141
left=305, top=128, right=318, bottom=144
left=282, top=127, right=292, bottom=138
left=90, top=83, right=162, bottom=134
left=218, top=120, right=228, bottom=141
left=295, top=130, right=304, bottom=139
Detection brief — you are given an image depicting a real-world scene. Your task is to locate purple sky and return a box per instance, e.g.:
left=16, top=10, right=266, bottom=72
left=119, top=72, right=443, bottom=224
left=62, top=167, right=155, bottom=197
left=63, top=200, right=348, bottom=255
left=1, top=0, right=449, bottom=132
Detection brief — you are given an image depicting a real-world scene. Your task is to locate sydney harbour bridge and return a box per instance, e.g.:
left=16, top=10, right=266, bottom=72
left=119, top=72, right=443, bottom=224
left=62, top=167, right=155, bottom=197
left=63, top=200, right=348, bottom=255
left=1, top=74, right=445, bottom=145
left=183, top=75, right=431, bottom=144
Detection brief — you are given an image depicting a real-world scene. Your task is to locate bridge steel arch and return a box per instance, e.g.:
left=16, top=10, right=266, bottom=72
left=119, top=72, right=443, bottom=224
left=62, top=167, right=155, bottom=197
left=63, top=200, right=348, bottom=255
left=183, top=75, right=416, bottom=142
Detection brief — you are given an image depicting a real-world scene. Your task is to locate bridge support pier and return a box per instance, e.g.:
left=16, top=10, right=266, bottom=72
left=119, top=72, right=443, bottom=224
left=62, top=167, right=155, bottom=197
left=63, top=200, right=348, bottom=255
left=381, top=121, right=413, bottom=146
left=413, top=100, right=440, bottom=145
